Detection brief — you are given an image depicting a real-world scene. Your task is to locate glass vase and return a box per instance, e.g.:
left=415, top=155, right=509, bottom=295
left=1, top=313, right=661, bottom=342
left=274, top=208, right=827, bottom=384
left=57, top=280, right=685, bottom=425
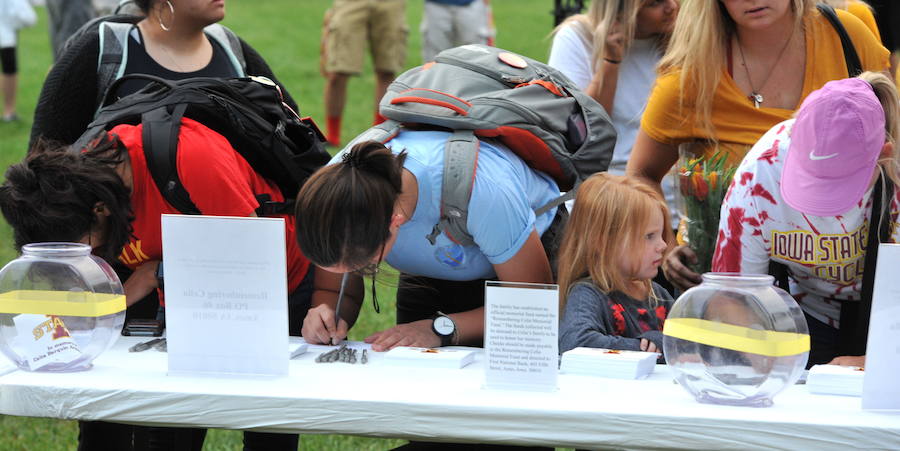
left=663, top=273, right=809, bottom=407
left=0, top=243, right=125, bottom=372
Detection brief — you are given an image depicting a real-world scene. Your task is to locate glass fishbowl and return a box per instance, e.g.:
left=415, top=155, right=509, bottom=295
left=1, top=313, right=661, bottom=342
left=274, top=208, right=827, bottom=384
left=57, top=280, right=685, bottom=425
left=0, top=243, right=125, bottom=372
left=663, top=273, right=809, bottom=407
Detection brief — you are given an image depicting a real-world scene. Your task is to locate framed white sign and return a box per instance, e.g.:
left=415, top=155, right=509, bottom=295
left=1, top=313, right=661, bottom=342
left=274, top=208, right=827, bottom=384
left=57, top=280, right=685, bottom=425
left=484, top=281, right=559, bottom=391
left=161, top=215, right=289, bottom=377
left=862, top=243, right=900, bottom=410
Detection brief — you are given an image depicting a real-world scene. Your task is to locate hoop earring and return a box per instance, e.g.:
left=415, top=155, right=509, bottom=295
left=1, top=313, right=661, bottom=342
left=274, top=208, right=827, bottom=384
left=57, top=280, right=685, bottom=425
left=158, top=0, right=175, bottom=31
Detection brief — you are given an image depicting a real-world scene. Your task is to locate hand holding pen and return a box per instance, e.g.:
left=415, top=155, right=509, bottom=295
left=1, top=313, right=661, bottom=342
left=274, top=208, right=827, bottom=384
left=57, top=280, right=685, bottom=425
left=300, top=272, right=351, bottom=345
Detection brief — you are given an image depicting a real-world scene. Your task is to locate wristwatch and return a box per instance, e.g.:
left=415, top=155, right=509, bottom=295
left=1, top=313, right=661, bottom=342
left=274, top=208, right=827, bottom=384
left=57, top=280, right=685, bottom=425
left=431, top=311, right=456, bottom=347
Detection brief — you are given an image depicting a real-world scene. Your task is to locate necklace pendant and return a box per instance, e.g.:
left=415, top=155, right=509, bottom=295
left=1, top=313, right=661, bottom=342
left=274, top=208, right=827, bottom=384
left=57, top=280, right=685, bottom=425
left=750, top=92, right=764, bottom=109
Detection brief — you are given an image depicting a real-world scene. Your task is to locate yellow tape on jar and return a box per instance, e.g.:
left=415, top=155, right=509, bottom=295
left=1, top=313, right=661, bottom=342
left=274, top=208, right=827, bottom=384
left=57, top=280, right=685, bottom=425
left=0, top=290, right=126, bottom=317
left=664, top=317, right=810, bottom=357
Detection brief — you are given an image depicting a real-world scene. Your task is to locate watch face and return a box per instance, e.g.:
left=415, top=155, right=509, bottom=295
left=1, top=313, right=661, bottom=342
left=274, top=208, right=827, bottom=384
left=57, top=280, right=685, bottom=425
left=434, top=316, right=455, bottom=336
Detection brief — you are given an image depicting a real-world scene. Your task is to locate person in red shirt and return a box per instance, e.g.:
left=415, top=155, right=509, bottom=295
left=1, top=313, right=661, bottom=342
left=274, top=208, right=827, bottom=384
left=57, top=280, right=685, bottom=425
left=0, top=118, right=352, bottom=451
left=111, top=118, right=312, bottom=313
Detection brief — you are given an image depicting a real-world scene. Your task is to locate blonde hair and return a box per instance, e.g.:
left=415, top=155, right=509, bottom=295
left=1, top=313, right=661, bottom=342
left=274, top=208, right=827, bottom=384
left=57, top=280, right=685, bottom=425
left=553, top=0, right=649, bottom=87
left=557, top=173, right=674, bottom=311
left=860, top=71, right=900, bottom=188
left=658, top=0, right=815, bottom=139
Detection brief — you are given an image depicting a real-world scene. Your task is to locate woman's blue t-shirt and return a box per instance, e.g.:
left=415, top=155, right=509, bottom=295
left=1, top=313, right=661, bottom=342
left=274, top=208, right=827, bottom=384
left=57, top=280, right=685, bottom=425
left=331, top=130, right=560, bottom=281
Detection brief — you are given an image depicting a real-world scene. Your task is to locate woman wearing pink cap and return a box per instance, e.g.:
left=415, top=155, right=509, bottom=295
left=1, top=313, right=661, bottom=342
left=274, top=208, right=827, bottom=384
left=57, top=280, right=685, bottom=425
left=711, top=72, right=900, bottom=367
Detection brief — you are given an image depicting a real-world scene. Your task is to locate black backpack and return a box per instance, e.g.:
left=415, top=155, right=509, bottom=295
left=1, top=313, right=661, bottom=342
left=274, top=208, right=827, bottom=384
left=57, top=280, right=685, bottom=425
left=71, top=74, right=330, bottom=215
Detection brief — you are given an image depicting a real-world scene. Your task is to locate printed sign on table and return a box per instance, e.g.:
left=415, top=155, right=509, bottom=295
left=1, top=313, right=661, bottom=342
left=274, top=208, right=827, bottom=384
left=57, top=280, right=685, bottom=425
left=161, top=215, right=289, bottom=377
left=862, top=243, right=900, bottom=410
left=484, top=281, right=558, bottom=391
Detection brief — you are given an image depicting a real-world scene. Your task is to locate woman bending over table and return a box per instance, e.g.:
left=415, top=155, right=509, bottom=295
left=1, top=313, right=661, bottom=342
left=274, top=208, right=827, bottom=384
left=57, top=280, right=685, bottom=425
left=294, top=131, right=565, bottom=352
left=0, top=119, right=340, bottom=451
left=711, top=73, right=900, bottom=367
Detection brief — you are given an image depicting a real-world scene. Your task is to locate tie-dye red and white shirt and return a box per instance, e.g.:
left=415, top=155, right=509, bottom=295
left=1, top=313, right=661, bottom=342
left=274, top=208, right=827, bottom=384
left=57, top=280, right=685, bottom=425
left=711, top=119, right=900, bottom=328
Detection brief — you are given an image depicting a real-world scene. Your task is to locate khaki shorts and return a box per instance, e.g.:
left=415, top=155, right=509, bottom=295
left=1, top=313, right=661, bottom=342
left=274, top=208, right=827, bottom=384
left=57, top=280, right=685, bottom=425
left=322, top=0, right=408, bottom=75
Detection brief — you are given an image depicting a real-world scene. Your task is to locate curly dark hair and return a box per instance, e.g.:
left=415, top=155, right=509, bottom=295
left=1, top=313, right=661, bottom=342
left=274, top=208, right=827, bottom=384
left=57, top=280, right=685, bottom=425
left=0, top=136, right=134, bottom=263
left=294, top=140, right=407, bottom=270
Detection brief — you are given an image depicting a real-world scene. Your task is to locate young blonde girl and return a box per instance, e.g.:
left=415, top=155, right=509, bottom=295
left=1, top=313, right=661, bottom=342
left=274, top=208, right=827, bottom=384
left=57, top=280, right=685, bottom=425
left=558, top=173, right=675, bottom=355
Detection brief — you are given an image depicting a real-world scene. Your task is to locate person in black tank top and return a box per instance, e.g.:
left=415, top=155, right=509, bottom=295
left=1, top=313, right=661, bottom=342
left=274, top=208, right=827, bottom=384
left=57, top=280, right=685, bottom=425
left=30, top=0, right=297, bottom=149
left=114, top=26, right=238, bottom=98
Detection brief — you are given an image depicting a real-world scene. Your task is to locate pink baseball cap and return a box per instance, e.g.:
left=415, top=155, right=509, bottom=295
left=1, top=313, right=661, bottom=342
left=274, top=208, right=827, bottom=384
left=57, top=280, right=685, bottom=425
left=781, top=78, right=886, bottom=216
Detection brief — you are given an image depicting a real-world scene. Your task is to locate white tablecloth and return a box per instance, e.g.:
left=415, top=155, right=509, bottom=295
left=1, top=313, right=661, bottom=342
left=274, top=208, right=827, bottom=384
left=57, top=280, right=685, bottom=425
left=1, top=337, right=898, bottom=449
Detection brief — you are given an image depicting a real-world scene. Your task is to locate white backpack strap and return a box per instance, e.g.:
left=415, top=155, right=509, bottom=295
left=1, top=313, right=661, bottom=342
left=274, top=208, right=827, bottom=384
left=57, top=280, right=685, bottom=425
left=96, top=21, right=132, bottom=107
left=204, top=23, right=246, bottom=77
left=534, top=185, right=578, bottom=217
left=334, top=120, right=403, bottom=160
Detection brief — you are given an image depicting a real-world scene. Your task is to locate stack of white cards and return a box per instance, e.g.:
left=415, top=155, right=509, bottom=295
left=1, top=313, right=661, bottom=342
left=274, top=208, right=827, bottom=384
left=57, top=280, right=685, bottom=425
left=807, top=364, right=864, bottom=397
left=560, top=347, right=658, bottom=379
left=384, top=346, right=476, bottom=369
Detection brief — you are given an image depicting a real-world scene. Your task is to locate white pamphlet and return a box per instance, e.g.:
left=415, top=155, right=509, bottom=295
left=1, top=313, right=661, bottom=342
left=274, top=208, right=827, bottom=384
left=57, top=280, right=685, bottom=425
left=484, top=281, right=558, bottom=391
left=560, top=347, right=657, bottom=380
left=808, top=364, right=864, bottom=397
left=161, top=215, right=289, bottom=377
left=384, top=346, right=476, bottom=368
left=862, top=243, right=900, bottom=410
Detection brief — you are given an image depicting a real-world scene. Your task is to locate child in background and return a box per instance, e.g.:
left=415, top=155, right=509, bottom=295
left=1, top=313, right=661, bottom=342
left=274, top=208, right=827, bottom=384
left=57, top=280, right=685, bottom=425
left=558, top=173, right=674, bottom=355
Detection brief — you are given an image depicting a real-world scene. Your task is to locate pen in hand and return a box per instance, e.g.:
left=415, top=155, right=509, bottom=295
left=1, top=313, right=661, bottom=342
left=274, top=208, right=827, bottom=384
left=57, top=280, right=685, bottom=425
left=332, top=272, right=348, bottom=346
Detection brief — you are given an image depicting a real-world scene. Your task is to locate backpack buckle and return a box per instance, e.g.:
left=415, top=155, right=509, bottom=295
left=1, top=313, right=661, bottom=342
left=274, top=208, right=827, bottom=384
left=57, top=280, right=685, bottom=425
left=254, top=194, right=290, bottom=216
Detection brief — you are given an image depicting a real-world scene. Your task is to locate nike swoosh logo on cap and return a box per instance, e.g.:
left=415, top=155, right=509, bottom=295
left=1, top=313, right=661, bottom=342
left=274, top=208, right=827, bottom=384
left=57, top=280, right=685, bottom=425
left=809, top=151, right=838, bottom=161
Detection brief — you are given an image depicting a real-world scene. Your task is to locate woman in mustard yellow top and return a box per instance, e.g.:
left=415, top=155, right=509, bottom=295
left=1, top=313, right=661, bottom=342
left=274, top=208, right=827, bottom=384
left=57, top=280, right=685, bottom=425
left=626, top=0, right=889, bottom=289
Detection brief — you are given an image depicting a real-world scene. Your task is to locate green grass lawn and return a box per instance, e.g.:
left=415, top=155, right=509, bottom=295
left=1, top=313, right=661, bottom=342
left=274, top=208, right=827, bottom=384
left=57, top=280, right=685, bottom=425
left=0, top=1, right=558, bottom=449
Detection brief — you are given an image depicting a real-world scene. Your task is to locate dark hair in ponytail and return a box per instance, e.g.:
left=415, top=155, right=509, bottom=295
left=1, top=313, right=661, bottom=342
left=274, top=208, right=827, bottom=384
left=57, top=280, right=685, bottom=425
left=294, top=141, right=407, bottom=270
left=0, top=137, right=134, bottom=263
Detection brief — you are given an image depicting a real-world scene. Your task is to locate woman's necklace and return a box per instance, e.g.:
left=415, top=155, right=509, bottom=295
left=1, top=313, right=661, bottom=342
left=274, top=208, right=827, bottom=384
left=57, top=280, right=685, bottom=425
left=139, top=22, right=190, bottom=73
left=736, top=26, right=796, bottom=109
left=158, top=43, right=187, bottom=72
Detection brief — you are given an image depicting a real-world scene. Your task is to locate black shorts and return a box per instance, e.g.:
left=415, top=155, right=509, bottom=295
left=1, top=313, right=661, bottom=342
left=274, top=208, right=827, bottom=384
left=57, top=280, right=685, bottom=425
left=0, top=47, right=16, bottom=75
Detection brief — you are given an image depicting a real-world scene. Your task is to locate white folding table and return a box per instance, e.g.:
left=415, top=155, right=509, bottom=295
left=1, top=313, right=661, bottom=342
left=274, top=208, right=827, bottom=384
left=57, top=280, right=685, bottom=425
left=0, top=337, right=898, bottom=450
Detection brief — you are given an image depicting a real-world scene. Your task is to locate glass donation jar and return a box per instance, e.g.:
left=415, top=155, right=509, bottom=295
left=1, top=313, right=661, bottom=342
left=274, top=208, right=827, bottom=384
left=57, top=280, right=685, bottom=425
left=663, top=273, right=809, bottom=407
left=0, top=243, right=125, bottom=372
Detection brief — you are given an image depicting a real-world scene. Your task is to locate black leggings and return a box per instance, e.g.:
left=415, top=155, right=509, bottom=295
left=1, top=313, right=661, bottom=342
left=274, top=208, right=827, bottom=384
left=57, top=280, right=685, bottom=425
left=0, top=47, right=15, bottom=75
left=806, top=313, right=840, bottom=368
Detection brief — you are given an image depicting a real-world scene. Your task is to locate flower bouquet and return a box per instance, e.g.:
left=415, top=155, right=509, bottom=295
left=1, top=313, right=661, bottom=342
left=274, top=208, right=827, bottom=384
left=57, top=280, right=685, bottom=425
left=677, top=151, right=737, bottom=274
